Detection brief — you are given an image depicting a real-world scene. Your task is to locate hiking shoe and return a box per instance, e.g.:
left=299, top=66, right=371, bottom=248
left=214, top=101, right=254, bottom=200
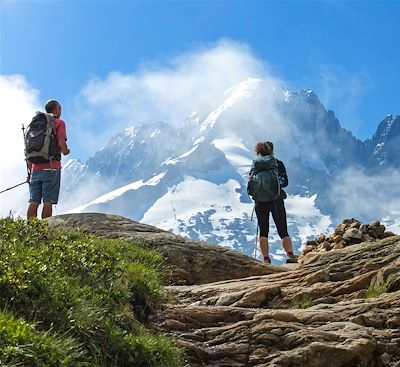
left=263, top=256, right=271, bottom=264
left=286, top=254, right=299, bottom=264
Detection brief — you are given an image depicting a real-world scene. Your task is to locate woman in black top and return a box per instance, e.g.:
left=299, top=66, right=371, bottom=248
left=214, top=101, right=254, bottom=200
left=251, top=141, right=298, bottom=264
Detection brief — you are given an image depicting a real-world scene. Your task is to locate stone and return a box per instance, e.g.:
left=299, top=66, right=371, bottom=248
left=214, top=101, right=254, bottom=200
left=362, top=234, right=375, bottom=242
left=322, top=241, right=331, bottom=250
left=359, top=224, right=369, bottom=233
left=370, top=220, right=380, bottom=227
left=350, top=221, right=361, bottom=229
left=302, top=244, right=315, bottom=255
left=335, top=223, right=347, bottom=234
left=343, top=236, right=352, bottom=244
left=368, top=229, right=378, bottom=239
left=316, top=234, right=326, bottom=243
left=376, top=225, right=386, bottom=238
left=331, top=234, right=344, bottom=243
left=382, top=231, right=396, bottom=238
left=344, top=228, right=363, bottom=240
left=333, top=242, right=345, bottom=250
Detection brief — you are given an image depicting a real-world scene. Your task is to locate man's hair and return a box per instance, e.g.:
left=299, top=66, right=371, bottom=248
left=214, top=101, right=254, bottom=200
left=45, top=99, right=61, bottom=113
left=255, top=141, right=274, bottom=156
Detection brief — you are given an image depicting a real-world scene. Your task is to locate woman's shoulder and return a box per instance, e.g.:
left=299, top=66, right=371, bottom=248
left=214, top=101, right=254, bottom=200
left=276, top=158, right=287, bottom=171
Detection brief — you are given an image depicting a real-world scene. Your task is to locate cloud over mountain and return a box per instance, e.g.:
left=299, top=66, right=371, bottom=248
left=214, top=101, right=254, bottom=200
left=71, top=40, right=284, bottom=157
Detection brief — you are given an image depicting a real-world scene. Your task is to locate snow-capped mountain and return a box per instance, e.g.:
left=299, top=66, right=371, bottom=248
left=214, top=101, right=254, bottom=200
left=366, top=115, right=400, bottom=167
left=60, top=78, right=399, bottom=263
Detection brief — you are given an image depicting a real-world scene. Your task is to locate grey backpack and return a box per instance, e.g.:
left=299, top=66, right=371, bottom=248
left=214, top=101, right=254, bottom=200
left=24, top=112, right=60, bottom=164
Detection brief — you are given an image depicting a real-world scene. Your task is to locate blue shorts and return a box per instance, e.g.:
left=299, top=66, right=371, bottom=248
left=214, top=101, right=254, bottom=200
left=29, top=169, right=61, bottom=204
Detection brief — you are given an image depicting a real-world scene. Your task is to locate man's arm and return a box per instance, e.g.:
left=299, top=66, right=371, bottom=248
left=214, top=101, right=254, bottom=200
left=55, top=119, right=70, bottom=155
left=58, top=138, right=70, bottom=155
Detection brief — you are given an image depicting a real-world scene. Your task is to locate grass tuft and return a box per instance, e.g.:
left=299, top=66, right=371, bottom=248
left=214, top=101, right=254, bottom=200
left=365, top=283, right=387, bottom=299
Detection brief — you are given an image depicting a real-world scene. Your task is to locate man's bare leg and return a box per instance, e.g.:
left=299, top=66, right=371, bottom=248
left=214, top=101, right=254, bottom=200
left=27, top=202, right=40, bottom=219
left=42, top=202, right=53, bottom=219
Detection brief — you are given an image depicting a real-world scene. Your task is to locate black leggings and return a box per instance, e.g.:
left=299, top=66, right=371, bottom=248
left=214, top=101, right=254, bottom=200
left=255, top=199, right=289, bottom=239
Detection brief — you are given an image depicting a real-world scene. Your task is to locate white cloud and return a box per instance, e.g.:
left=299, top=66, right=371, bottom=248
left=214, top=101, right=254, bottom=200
left=0, top=75, right=40, bottom=217
left=71, top=40, right=279, bottom=157
left=328, top=167, right=400, bottom=223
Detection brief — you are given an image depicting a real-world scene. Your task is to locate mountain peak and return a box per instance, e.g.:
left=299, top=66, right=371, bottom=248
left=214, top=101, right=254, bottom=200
left=368, top=115, right=400, bottom=166
left=199, top=78, right=262, bottom=133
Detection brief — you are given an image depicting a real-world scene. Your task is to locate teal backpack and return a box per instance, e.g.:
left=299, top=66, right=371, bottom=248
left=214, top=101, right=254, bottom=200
left=247, top=156, right=280, bottom=202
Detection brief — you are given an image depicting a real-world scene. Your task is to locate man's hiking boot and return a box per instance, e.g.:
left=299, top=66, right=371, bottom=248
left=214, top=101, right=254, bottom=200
left=286, top=254, right=299, bottom=264
left=263, top=256, right=271, bottom=264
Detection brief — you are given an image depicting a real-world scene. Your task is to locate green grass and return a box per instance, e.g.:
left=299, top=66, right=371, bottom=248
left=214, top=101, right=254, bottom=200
left=0, top=311, right=85, bottom=366
left=365, top=283, right=387, bottom=299
left=0, top=217, right=183, bottom=366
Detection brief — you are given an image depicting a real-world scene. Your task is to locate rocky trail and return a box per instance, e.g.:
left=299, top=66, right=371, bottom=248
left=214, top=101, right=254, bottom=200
left=47, top=213, right=400, bottom=367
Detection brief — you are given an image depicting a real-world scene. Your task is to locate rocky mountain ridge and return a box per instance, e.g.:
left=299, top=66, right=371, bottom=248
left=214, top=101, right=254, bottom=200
left=366, top=115, right=400, bottom=167
left=47, top=213, right=400, bottom=367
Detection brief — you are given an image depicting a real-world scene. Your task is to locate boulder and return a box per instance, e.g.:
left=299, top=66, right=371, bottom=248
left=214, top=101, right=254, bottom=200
left=343, top=228, right=363, bottom=241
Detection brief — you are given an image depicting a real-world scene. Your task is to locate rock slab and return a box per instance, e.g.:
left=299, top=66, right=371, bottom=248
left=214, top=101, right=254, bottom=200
left=47, top=213, right=280, bottom=285
left=155, top=236, right=400, bottom=367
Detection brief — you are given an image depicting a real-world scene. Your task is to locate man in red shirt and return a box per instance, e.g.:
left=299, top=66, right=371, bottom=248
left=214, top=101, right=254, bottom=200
left=27, top=100, right=70, bottom=219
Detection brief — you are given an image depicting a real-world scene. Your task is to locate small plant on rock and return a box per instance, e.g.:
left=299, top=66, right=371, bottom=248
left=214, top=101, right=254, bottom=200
left=365, top=282, right=387, bottom=299
left=292, top=294, right=313, bottom=309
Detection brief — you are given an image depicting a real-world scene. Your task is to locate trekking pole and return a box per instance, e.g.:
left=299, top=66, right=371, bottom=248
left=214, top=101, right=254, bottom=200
left=254, top=223, right=259, bottom=259
left=250, top=204, right=258, bottom=258
left=0, top=124, right=31, bottom=194
left=22, top=124, right=31, bottom=181
left=0, top=180, right=29, bottom=194
left=250, top=205, right=255, bottom=221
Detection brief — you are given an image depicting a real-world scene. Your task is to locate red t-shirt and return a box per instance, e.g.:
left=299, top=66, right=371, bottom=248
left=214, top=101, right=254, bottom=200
left=32, top=118, right=67, bottom=172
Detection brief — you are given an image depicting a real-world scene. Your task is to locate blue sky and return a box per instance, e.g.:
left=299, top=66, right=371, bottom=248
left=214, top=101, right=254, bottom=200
left=1, top=0, right=399, bottom=160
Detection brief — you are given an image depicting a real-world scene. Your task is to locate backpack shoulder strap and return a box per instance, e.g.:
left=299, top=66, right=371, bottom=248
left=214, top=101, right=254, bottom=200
left=44, top=113, right=56, bottom=134
left=44, top=113, right=54, bottom=123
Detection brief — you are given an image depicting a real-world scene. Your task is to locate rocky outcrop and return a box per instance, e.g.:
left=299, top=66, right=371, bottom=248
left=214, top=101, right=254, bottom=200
left=154, top=235, right=400, bottom=367
left=299, top=218, right=397, bottom=262
left=46, top=213, right=280, bottom=285
left=48, top=213, right=400, bottom=366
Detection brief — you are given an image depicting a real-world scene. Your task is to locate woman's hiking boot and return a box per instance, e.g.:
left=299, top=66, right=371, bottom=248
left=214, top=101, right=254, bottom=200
left=286, top=254, right=299, bottom=263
